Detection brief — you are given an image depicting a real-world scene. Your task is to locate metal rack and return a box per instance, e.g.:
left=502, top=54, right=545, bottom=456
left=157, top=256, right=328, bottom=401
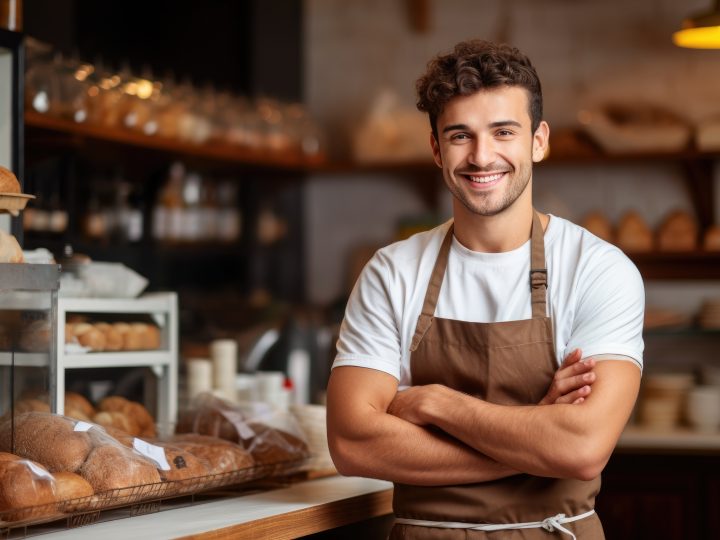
left=53, top=293, right=179, bottom=434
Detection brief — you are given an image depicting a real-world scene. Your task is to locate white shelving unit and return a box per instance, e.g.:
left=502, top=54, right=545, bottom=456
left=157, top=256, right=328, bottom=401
left=54, top=292, right=179, bottom=433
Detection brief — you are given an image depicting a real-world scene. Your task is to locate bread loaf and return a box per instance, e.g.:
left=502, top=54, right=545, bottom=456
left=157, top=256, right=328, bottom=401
left=92, top=411, right=141, bottom=437
left=703, top=225, right=720, bottom=251
left=94, top=323, right=123, bottom=351
left=657, top=210, right=697, bottom=251
left=156, top=445, right=209, bottom=483
left=617, top=211, right=653, bottom=252
left=19, top=319, right=50, bottom=352
left=581, top=211, right=614, bottom=243
left=11, top=399, right=50, bottom=415
left=0, top=458, right=57, bottom=522
left=78, top=444, right=161, bottom=495
left=65, top=392, right=95, bottom=419
left=0, top=166, right=21, bottom=194
left=0, top=412, right=93, bottom=473
left=244, top=423, right=309, bottom=467
left=73, top=323, right=106, bottom=351
left=98, top=396, right=155, bottom=438
left=52, top=471, right=95, bottom=511
left=0, top=230, right=24, bottom=263
left=170, top=434, right=255, bottom=475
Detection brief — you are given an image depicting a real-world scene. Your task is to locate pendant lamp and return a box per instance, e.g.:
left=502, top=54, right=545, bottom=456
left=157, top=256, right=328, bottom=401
left=673, top=0, right=720, bottom=49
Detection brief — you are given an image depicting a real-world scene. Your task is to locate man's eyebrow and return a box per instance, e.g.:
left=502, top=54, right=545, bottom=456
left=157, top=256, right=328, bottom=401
left=442, top=120, right=523, bottom=134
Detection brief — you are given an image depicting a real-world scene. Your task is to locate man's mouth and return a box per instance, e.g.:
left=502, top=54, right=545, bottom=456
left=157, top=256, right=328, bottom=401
left=462, top=171, right=507, bottom=184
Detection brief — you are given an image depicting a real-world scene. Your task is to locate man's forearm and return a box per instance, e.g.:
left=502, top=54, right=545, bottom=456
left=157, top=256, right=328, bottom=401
left=407, top=362, right=640, bottom=481
left=329, top=409, right=518, bottom=486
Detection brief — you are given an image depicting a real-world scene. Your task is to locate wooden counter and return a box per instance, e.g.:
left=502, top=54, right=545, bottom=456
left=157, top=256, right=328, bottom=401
left=37, top=476, right=393, bottom=540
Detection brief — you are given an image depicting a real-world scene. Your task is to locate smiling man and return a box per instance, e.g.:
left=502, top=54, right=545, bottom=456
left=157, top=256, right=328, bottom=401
left=327, top=40, right=644, bottom=539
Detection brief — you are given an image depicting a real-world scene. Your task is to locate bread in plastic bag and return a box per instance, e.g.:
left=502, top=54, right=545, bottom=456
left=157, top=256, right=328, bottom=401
left=176, top=393, right=310, bottom=474
left=0, top=452, right=58, bottom=522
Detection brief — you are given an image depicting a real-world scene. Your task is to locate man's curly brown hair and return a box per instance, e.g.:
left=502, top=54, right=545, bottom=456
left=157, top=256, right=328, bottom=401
left=416, top=39, right=543, bottom=139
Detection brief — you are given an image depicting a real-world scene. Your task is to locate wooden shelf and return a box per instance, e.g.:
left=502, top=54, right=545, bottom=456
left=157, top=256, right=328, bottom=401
left=25, top=111, right=325, bottom=172
left=627, top=250, right=720, bottom=280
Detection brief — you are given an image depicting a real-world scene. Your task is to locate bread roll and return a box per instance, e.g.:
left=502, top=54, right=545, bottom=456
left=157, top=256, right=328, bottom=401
left=73, top=323, right=106, bottom=351
left=0, top=412, right=93, bottom=473
left=95, top=322, right=123, bottom=351
left=0, top=451, right=21, bottom=462
left=581, top=211, right=614, bottom=243
left=0, top=458, right=57, bottom=522
left=170, top=435, right=255, bottom=475
left=100, top=425, right=135, bottom=448
left=244, top=423, right=309, bottom=467
left=703, top=225, right=720, bottom=251
left=0, top=166, right=21, bottom=193
left=64, top=392, right=95, bottom=419
left=617, top=211, right=653, bottom=252
left=156, top=445, right=209, bottom=483
left=92, top=411, right=141, bottom=437
left=53, top=471, right=94, bottom=511
left=12, top=399, right=51, bottom=415
left=99, top=396, right=155, bottom=438
left=64, top=322, right=76, bottom=344
left=0, top=230, right=24, bottom=263
left=657, top=210, right=697, bottom=251
left=18, top=319, right=49, bottom=352
left=78, top=444, right=161, bottom=495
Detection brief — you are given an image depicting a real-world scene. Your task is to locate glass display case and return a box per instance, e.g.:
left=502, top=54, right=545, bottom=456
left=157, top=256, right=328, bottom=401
left=0, top=262, right=60, bottom=425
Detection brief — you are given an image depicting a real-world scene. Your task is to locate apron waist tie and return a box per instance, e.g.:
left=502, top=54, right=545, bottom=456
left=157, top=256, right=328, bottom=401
left=395, top=509, right=595, bottom=540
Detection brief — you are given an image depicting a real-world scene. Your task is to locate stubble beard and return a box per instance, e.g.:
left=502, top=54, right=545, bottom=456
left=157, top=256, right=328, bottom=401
left=445, top=160, right=532, bottom=217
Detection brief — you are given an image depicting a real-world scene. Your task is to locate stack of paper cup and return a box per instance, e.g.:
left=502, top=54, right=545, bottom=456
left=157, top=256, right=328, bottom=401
left=211, top=339, right=238, bottom=401
left=686, top=386, right=720, bottom=432
left=187, top=358, right=213, bottom=400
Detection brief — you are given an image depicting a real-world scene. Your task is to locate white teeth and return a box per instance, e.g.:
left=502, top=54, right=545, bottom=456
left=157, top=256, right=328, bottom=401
left=467, top=172, right=504, bottom=183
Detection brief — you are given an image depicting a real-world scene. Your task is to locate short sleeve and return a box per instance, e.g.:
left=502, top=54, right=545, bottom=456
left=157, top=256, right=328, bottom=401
left=565, top=249, right=645, bottom=371
left=333, top=252, right=402, bottom=380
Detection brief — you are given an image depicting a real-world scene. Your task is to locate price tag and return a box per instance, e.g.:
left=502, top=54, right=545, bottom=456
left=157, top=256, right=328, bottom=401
left=236, top=422, right=256, bottom=440
left=133, top=438, right=171, bottom=471
left=73, top=421, right=94, bottom=432
left=25, top=460, right=54, bottom=480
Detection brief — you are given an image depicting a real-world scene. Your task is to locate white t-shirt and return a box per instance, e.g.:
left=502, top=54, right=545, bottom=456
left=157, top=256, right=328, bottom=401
left=333, top=215, right=645, bottom=387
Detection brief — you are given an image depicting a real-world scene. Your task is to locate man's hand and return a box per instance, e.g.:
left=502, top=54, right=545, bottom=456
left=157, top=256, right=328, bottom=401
left=538, top=348, right=596, bottom=405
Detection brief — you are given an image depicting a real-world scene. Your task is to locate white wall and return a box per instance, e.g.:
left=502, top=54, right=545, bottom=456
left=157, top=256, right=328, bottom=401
left=303, top=0, right=720, bottom=304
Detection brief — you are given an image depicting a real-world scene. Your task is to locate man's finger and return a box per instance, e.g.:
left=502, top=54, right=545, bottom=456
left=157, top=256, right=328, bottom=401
left=555, top=384, right=592, bottom=405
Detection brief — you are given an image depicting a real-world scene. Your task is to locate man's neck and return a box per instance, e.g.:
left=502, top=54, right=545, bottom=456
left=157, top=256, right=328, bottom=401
left=452, top=195, right=547, bottom=253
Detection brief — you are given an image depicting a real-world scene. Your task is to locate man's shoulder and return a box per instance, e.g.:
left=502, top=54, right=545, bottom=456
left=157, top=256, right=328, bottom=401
left=548, top=215, right=642, bottom=282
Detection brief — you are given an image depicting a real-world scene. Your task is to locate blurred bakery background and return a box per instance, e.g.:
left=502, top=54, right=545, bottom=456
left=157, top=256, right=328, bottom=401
left=2, top=0, right=720, bottom=538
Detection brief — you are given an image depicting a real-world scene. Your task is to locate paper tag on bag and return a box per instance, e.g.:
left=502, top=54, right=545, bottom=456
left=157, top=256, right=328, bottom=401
left=73, top=421, right=94, bottom=432
left=133, top=438, right=171, bottom=470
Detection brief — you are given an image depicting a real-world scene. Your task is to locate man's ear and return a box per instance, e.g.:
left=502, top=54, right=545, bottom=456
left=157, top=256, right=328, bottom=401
left=431, top=133, right=442, bottom=168
left=532, top=121, right=550, bottom=162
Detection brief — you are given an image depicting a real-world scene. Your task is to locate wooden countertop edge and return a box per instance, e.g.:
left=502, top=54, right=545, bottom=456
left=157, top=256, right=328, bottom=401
left=175, top=488, right=393, bottom=540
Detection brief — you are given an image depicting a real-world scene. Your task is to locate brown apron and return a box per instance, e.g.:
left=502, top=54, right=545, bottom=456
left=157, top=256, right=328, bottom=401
left=390, top=212, right=604, bottom=539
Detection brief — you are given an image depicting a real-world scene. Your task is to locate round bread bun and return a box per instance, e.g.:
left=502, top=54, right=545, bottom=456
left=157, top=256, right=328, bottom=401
left=95, top=323, right=123, bottom=351
left=0, top=458, right=57, bottom=521
left=0, top=412, right=92, bottom=473
left=617, top=210, right=653, bottom=252
left=657, top=210, right=697, bottom=252
left=703, top=225, right=720, bottom=251
left=99, top=396, right=155, bottom=438
left=581, top=211, right=614, bottom=243
left=170, top=435, right=255, bottom=475
left=0, top=166, right=21, bottom=194
left=65, top=392, right=95, bottom=419
left=73, top=323, right=106, bottom=351
left=12, top=398, right=51, bottom=415
left=92, top=411, right=141, bottom=437
left=78, top=444, right=161, bottom=495
left=19, top=319, right=50, bottom=353
left=0, top=451, right=21, bottom=462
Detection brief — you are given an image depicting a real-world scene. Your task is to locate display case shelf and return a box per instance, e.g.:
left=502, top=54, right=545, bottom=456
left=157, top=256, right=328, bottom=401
left=25, top=111, right=324, bottom=171
left=0, top=352, right=48, bottom=367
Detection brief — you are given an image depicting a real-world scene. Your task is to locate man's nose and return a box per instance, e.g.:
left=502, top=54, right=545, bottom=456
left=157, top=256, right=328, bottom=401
left=467, top=138, right=496, bottom=168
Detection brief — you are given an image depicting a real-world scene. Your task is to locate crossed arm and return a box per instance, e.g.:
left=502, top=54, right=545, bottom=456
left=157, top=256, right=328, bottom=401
left=327, top=350, right=638, bottom=485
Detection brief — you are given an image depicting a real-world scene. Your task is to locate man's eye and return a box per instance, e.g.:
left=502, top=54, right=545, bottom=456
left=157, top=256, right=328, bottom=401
left=451, top=133, right=469, bottom=141
left=496, top=130, right=514, bottom=137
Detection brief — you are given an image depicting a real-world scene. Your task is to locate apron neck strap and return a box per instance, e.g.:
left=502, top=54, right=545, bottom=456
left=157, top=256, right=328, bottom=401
left=530, top=210, right=548, bottom=318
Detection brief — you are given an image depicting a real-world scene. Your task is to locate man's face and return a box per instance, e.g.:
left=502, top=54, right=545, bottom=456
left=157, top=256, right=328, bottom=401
left=431, top=86, right=548, bottom=218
